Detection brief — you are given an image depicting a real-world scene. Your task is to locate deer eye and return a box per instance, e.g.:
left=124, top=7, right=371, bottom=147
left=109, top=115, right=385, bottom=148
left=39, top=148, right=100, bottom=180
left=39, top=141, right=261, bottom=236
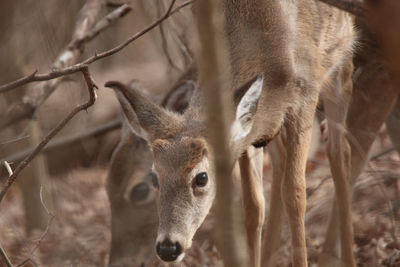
left=194, top=172, right=208, bottom=187
left=149, top=172, right=159, bottom=189
left=130, top=182, right=150, bottom=203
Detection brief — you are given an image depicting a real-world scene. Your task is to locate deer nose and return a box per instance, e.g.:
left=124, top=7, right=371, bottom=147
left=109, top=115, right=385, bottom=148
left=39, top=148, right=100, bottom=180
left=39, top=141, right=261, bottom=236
left=156, top=238, right=182, bottom=262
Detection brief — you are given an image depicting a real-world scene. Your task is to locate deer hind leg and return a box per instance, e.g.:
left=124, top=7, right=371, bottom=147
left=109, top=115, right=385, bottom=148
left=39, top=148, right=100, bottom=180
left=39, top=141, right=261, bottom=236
left=262, top=134, right=286, bottom=266
left=239, top=146, right=265, bottom=267
left=320, top=59, right=398, bottom=266
left=320, top=60, right=356, bottom=267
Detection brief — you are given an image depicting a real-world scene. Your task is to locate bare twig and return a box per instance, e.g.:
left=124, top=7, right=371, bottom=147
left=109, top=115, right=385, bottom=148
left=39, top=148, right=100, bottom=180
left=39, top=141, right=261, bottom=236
left=106, top=0, right=130, bottom=8
left=307, top=175, right=331, bottom=198
left=71, top=3, right=132, bottom=48
left=0, top=67, right=97, bottom=203
left=0, top=1, right=192, bottom=131
left=157, top=0, right=181, bottom=71
left=0, top=1, right=132, bottom=129
left=0, top=243, right=13, bottom=267
left=317, top=0, right=366, bottom=17
left=1, top=118, right=122, bottom=170
left=17, top=187, right=55, bottom=267
left=0, top=0, right=191, bottom=93
left=0, top=0, right=104, bottom=94
left=3, top=161, right=13, bottom=176
left=370, top=147, right=395, bottom=161
left=170, top=29, right=193, bottom=68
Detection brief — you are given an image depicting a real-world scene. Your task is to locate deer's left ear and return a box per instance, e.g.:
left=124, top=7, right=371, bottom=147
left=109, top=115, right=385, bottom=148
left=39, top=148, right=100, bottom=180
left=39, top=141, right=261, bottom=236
left=230, top=74, right=263, bottom=142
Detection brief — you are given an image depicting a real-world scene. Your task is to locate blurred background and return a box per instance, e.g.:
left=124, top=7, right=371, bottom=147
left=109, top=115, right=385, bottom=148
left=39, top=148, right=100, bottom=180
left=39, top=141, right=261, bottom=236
left=0, top=0, right=399, bottom=266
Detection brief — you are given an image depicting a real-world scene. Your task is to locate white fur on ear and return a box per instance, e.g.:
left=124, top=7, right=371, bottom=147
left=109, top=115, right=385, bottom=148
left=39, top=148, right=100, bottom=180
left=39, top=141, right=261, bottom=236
left=231, top=74, right=263, bottom=142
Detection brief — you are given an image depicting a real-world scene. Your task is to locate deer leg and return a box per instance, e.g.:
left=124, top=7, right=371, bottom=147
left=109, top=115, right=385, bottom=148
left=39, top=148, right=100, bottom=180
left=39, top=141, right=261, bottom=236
left=281, top=106, right=317, bottom=267
left=319, top=59, right=398, bottom=267
left=262, top=134, right=286, bottom=266
left=320, top=61, right=355, bottom=267
left=239, top=146, right=265, bottom=267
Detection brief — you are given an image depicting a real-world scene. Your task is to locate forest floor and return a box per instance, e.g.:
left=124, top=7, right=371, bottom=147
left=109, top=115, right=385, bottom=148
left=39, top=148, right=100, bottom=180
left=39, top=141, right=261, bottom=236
left=0, top=132, right=399, bottom=267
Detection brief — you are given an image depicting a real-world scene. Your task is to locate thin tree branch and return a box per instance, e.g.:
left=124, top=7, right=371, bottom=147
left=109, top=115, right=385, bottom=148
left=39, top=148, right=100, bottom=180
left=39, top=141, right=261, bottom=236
left=307, top=175, right=331, bottom=198
left=0, top=1, right=132, bottom=129
left=0, top=0, right=105, bottom=94
left=157, top=0, right=181, bottom=71
left=0, top=243, right=13, bottom=267
left=70, top=3, right=132, bottom=48
left=317, top=0, right=366, bottom=17
left=17, top=187, right=55, bottom=267
left=3, top=161, right=13, bottom=176
left=0, top=1, right=192, bottom=132
left=106, top=0, right=130, bottom=8
left=0, top=0, right=192, bottom=94
left=0, top=67, right=97, bottom=203
left=1, top=119, right=121, bottom=170
left=370, top=147, right=395, bottom=161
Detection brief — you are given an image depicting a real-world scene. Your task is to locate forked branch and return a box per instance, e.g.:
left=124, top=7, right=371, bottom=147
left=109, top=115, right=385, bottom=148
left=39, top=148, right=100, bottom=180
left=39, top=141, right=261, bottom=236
left=0, top=0, right=107, bottom=94
left=0, top=0, right=192, bottom=130
left=0, top=1, right=131, bottom=129
left=0, top=67, right=97, bottom=203
left=0, top=0, right=192, bottom=93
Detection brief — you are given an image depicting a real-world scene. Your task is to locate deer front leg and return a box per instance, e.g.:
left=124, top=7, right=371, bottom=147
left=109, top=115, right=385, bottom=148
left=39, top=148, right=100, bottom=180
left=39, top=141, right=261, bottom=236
left=262, top=134, right=286, bottom=266
left=239, top=146, right=265, bottom=267
left=281, top=109, right=315, bottom=267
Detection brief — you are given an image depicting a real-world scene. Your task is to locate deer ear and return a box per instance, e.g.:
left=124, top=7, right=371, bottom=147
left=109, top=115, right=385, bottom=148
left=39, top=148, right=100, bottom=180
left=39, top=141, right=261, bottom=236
left=162, top=80, right=195, bottom=113
left=113, top=82, right=148, bottom=140
left=105, top=80, right=182, bottom=142
left=230, top=74, right=263, bottom=142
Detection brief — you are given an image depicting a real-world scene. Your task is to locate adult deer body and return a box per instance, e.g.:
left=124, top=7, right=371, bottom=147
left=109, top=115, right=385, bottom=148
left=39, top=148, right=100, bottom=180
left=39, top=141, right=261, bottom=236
left=106, top=1, right=355, bottom=266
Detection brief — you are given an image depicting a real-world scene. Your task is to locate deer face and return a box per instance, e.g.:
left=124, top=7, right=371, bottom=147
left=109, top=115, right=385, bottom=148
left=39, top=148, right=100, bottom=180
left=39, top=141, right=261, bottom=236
left=151, top=137, right=215, bottom=262
left=107, top=126, right=159, bottom=266
left=105, top=74, right=263, bottom=262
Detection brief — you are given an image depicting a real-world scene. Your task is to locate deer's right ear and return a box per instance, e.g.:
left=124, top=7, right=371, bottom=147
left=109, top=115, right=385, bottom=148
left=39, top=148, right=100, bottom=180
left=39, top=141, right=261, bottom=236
left=105, top=81, right=182, bottom=142
left=112, top=82, right=148, bottom=140
left=162, top=80, right=195, bottom=113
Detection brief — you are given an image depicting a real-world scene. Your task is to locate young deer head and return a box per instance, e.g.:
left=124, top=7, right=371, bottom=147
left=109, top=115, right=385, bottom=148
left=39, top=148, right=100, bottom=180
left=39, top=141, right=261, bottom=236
left=107, top=77, right=195, bottom=266
left=105, top=74, right=263, bottom=262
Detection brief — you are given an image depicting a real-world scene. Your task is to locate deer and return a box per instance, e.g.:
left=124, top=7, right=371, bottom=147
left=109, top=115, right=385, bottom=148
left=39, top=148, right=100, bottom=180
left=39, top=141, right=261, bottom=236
left=107, top=71, right=195, bottom=266
left=105, top=0, right=356, bottom=266
left=316, top=16, right=400, bottom=266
